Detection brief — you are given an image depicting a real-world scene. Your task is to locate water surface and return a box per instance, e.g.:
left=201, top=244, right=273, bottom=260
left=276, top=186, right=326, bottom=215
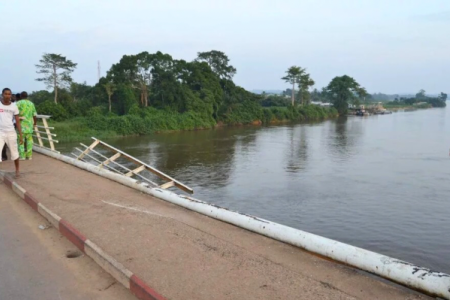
left=60, top=106, right=450, bottom=272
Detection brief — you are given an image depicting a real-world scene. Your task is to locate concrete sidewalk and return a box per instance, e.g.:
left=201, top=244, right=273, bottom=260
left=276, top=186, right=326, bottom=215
left=1, top=153, right=429, bottom=300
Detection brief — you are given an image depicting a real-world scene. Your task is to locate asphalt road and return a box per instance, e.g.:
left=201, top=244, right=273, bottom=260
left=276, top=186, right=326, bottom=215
left=0, top=182, right=136, bottom=300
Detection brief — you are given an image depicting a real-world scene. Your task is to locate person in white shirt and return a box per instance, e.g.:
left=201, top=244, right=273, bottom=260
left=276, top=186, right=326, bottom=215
left=0, top=88, right=23, bottom=177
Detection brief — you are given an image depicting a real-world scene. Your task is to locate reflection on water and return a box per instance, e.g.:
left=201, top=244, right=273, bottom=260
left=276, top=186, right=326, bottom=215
left=285, top=126, right=308, bottom=173
left=60, top=105, right=450, bottom=273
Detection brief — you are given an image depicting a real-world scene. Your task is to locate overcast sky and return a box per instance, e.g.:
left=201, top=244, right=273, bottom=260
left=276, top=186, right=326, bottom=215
left=1, top=0, right=449, bottom=94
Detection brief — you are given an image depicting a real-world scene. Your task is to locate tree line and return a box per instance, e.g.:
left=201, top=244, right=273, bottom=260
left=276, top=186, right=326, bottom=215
left=31, top=50, right=446, bottom=129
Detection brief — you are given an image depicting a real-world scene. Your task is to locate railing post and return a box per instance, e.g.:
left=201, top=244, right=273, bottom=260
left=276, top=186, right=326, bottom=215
left=33, top=115, right=59, bottom=153
left=34, top=124, right=44, bottom=147
left=41, top=118, right=55, bottom=151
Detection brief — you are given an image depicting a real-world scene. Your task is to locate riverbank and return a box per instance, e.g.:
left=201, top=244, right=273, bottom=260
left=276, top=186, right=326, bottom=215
left=383, top=103, right=432, bottom=111
left=51, top=105, right=338, bottom=142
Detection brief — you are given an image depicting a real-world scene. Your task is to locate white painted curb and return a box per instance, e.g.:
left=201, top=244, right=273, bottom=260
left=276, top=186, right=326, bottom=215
left=33, top=145, right=450, bottom=299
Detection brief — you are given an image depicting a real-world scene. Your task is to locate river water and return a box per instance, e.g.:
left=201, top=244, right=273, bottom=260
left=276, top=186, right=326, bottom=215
left=59, top=106, right=450, bottom=273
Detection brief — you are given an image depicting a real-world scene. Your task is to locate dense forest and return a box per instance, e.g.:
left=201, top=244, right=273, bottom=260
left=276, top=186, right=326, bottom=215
left=30, top=50, right=446, bottom=139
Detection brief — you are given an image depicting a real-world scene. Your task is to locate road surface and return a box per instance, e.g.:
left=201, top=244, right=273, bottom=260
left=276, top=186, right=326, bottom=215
left=0, top=183, right=136, bottom=300
left=1, top=155, right=432, bottom=300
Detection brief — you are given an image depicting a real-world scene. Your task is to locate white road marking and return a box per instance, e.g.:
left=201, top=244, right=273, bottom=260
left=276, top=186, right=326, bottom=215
left=102, top=200, right=165, bottom=218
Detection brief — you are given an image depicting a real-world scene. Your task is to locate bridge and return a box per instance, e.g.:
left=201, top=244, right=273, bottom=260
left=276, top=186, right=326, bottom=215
left=0, top=116, right=448, bottom=300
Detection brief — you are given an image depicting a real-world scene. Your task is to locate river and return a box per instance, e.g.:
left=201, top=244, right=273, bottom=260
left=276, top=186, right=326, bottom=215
left=59, top=105, right=450, bottom=273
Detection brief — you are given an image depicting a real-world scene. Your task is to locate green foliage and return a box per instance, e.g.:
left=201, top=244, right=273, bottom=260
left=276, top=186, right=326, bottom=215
left=70, top=82, right=93, bottom=102
left=37, top=50, right=343, bottom=141
left=259, top=95, right=290, bottom=107
left=220, top=100, right=263, bottom=125
left=282, top=66, right=304, bottom=106
left=385, top=92, right=446, bottom=108
left=196, top=50, right=237, bottom=79
left=29, top=90, right=52, bottom=105
left=37, top=101, right=69, bottom=121
left=260, top=105, right=337, bottom=124
left=326, top=75, right=364, bottom=114
left=35, top=53, right=77, bottom=104
left=50, top=118, right=117, bottom=142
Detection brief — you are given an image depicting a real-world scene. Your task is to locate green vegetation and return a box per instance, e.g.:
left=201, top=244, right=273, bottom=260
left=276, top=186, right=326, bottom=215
left=30, top=51, right=446, bottom=141
left=35, top=53, right=77, bottom=104
left=281, top=66, right=315, bottom=106
left=51, top=104, right=337, bottom=141
left=384, top=90, right=446, bottom=109
left=325, top=75, right=367, bottom=115
left=31, top=50, right=341, bottom=141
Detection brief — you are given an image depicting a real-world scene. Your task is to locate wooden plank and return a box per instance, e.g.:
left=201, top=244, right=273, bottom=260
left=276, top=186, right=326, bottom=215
left=125, top=165, right=145, bottom=177
left=159, top=181, right=175, bottom=190
left=91, top=137, right=193, bottom=194
left=98, top=152, right=121, bottom=168
left=78, top=140, right=100, bottom=160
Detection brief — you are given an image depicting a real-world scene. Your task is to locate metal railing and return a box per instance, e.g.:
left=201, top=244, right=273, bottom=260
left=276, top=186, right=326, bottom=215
left=72, top=137, right=194, bottom=194
left=33, top=115, right=59, bottom=152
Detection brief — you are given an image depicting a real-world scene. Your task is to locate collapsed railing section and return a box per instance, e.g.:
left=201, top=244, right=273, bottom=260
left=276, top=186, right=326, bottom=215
left=33, top=115, right=59, bottom=152
left=71, top=137, right=193, bottom=194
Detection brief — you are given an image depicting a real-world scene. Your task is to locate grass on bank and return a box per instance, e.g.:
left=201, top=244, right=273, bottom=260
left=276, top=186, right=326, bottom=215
left=383, top=103, right=432, bottom=110
left=49, top=105, right=339, bottom=142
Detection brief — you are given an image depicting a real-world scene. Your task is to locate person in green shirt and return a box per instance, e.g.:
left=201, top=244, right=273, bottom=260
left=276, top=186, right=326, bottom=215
left=16, top=91, right=37, bottom=160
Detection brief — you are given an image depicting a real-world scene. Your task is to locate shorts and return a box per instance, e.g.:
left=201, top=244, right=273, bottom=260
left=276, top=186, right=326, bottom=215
left=0, top=132, right=19, bottom=162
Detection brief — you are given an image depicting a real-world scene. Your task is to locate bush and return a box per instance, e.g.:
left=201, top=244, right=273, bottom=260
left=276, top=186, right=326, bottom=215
left=37, top=101, right=69, bottom=121
left=107, top=116, right=133, bottom=135
left=87, top=106, right=107, bottom=117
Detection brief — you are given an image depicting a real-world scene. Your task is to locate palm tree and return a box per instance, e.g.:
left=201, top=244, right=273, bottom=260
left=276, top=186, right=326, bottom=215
left=282, top=66, right=305, bottom=106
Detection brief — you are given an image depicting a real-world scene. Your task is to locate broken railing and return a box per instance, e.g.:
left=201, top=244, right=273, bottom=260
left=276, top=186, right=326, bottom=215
left=33, top=115, right=59, bottom=152
left=72, top=137, right=193, bottom=194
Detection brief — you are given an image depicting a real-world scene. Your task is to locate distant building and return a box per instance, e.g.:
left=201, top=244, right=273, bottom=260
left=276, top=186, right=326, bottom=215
left=312, top=101, right=332, bottom=107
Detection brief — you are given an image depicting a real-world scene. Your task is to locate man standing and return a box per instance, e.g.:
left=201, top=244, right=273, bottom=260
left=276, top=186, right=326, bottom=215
left=16, top=91, right=37, bottom=160
left=0, top=88, right=23, bottom=177
left=16, top=92, right=37, bottom=160
left=0, top=92, right=6, bottom=161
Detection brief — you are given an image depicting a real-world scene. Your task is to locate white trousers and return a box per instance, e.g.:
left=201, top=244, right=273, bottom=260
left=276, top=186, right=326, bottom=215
left=0, top=131, right=19, bottom=162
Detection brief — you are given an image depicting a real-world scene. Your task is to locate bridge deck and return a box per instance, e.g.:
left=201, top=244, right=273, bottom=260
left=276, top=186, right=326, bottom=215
left=1, top=153, right=429, bottom=300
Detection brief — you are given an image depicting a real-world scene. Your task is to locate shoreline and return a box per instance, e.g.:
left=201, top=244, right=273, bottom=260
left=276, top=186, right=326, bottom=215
left=52, top=114, right=338, bottom=142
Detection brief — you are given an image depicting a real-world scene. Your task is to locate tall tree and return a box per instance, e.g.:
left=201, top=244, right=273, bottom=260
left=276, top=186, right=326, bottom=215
left=282, top=66, right=305, bottom=106
left=439, top=92, right=447, bottom=101
left=196, top=50, right=237, bottom=79
left=298, top=73, right=315, bottom=105
left=108, top=51, right=174, bottom=107
left=35, top=53, right=77, bottom=104
left=103, top=82, right=117, bottom=113
left=416, top=89, right=426, bottom=100
left=357, top=87, right=368, bottom=103
left=70, top=81, right=93, bottom=102
left=326, top=75, right=364, bottom=114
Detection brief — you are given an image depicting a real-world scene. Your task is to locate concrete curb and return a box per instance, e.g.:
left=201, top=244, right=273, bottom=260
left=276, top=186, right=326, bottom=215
left=0, top=172, right=166, bottom=300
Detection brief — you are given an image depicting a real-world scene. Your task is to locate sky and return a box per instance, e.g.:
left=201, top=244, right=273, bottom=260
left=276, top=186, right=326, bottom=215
left=1, top=0, right=449, bottom=95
